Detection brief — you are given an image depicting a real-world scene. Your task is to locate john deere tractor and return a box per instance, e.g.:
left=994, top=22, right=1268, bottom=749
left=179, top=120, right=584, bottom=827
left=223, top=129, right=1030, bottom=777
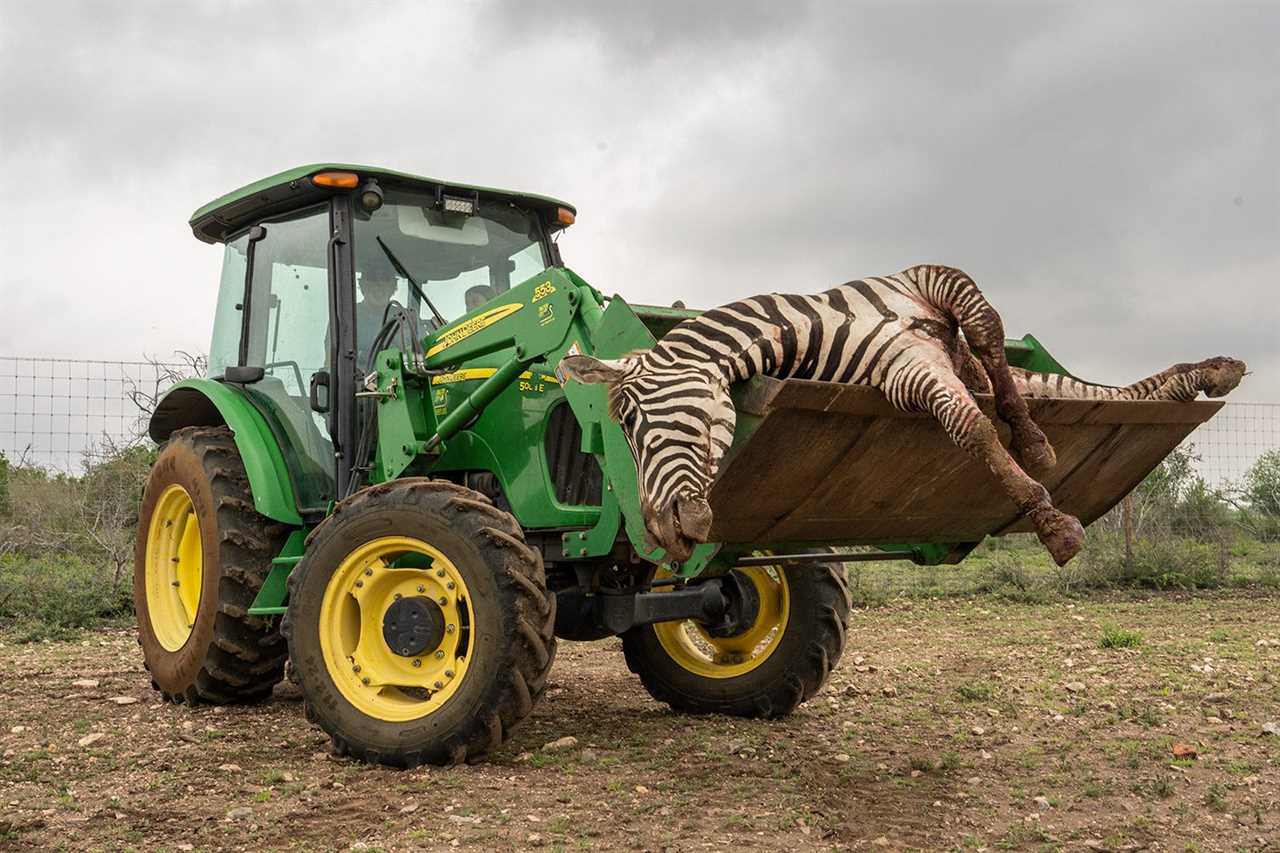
left=136, top=164, right=1221, bottom=767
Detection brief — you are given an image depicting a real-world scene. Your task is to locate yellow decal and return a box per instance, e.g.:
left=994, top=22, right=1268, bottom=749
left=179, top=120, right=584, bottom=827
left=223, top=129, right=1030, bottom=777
left=426, top=303, right=523, bottom=358
left=537, top=303, right=555, bottom=327
left=532, top=280, right=557, bottom=302
left=432, top=368, right=560, bottom=388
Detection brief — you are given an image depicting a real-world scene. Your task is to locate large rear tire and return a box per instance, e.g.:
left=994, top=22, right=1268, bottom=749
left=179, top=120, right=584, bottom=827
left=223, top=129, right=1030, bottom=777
left=283, top=479, right=556, bottom=768
left=622, top=555, right=850, bottom=718
left=134, top=426, right=290, bottom=704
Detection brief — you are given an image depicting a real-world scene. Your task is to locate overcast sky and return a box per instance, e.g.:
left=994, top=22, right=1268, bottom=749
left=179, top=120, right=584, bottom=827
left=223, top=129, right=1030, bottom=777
left=1, top=0, right=1276, bottom=399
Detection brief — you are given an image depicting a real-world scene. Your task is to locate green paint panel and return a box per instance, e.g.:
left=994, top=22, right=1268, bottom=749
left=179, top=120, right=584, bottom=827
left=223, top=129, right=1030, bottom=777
left=151, top=379, right=303, bottom=525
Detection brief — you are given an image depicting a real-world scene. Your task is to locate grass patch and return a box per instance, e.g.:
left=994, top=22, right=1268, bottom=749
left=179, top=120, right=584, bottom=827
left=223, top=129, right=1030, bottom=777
left=1100, top=624, right=1143, bottom=649
left=955, top=680, right=998, bottom=702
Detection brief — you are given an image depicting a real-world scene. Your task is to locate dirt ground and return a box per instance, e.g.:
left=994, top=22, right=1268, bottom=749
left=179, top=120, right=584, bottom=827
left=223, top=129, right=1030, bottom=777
left=2, top=589, right=1277, bottom=852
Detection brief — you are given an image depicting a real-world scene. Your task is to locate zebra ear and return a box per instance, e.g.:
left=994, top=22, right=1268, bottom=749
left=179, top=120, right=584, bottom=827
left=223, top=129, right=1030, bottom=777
left=558, top=354, right=626, bottom=386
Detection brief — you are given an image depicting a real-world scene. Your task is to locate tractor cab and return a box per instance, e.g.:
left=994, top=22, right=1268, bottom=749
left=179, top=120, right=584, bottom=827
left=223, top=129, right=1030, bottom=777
left=172, top=164, right=576, bottom=515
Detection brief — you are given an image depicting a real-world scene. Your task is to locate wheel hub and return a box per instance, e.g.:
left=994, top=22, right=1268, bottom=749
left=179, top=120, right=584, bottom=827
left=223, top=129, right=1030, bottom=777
left=705, top=570, right=761, bottom=639
left=382, top=596, right=446, bottom=657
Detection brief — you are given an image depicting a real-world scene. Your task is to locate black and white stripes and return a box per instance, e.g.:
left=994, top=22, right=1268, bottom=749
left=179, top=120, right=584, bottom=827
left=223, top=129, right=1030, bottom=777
left=561, top=265, right=1087, bottom=566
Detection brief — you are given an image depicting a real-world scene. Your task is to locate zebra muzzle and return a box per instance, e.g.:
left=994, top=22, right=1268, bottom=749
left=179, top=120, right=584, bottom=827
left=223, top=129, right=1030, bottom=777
left=675, top=496, right=714, bottom=544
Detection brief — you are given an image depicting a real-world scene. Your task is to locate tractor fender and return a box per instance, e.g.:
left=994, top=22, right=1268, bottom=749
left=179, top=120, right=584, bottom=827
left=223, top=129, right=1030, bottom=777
left=149, top=379, right=303, bottom=525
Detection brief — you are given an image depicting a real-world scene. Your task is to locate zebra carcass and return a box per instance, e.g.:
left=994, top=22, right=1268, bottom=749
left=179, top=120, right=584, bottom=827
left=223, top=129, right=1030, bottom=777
left=560, top=265, right=1242, bottom=570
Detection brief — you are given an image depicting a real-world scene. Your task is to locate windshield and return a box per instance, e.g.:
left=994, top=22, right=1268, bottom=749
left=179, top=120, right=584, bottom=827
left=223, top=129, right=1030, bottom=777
left=350, top=189, right=549, bottom=360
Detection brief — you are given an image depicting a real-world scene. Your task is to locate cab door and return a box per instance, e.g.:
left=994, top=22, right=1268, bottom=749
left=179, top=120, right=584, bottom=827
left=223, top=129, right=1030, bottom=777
left=235, top=204, right=344, bottom=512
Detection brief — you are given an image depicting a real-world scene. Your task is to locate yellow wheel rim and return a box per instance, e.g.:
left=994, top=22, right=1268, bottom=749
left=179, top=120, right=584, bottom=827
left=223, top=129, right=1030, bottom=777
left=652, top=564, right=789, bottom=679
left=144, top=484, right=204, bottom=652
left=319, top=536, right=474, bottom=723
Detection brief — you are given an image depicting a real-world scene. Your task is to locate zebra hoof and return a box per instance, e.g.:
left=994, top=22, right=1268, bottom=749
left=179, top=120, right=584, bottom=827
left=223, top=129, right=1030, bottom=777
left=1033, top=510, right=1085, bottom=566
left=1014, top=434, right=1057, bottom=474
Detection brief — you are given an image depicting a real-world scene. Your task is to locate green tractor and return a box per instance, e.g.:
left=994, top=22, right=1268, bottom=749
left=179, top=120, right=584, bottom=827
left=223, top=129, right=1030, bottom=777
left=135, top=164, right=1221, bottom=767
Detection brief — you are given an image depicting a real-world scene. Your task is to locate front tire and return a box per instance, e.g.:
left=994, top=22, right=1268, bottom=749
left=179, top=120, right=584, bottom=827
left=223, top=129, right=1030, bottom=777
left=283, top=479, right=556, bottom=768
left=623, top=556, right=850, bottom=717
left=134, top=426, right=290, bottom=704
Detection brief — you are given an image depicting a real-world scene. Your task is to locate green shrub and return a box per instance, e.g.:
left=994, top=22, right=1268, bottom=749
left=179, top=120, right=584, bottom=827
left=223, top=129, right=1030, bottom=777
left=0, top=552, right=133, bottom=641
left=973, top=554, right=1054, bottom=603
left=1244, top=449, right=1280, bottom=517
left=1081, top=534, right=1226, bottom=590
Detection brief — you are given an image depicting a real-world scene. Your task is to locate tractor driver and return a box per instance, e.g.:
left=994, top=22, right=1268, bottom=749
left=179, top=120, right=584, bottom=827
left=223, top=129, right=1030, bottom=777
left=354, top=271, right=399, bottom=367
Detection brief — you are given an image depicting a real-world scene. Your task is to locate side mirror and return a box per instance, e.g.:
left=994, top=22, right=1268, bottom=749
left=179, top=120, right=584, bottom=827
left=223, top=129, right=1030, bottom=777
left=223, top=365, right=265, bottom=384
left=309, top=370, right=331, bottom=413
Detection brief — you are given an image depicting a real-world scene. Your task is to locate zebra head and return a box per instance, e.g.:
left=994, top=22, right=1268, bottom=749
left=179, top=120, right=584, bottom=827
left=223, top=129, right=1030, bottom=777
left=559, top=353, right=736, bottom=562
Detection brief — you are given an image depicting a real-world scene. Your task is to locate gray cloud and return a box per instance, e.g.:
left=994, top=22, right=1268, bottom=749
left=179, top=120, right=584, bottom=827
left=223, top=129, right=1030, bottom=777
left=0, top=0, right=1276, bottom=398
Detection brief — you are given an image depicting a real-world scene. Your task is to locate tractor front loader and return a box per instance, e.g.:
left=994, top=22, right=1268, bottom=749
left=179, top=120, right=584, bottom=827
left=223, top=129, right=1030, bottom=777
left=135, top=165, right=1224, bottom=767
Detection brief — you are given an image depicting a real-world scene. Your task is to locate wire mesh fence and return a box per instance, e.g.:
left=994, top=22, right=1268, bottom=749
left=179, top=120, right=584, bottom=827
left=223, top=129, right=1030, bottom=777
left=0, top=356, right=198, bottom=472
left=0, top=355, right=1277, bottom=617
left=2, top=354, right=1276, bottom=486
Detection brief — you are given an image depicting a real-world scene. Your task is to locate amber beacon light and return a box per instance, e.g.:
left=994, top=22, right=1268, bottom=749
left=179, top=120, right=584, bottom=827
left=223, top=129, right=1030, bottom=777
left=311, top=171, right=360, bottom=188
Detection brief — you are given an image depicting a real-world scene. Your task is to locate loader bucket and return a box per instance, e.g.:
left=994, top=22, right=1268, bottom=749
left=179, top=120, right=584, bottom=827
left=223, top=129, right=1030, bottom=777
left=707, top=377, right=1222, bottom=547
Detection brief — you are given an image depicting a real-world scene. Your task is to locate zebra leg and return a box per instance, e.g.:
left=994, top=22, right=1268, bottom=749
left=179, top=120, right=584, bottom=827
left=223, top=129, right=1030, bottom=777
left=909, top=265, right=1057, bottom=474
left=908, top=365, right=1085, bottom=566
left=1141, top=357, right=1247, bottom=401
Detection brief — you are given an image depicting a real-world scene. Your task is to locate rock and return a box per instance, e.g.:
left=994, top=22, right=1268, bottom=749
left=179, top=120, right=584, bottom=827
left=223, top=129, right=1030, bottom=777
left=1204, top=691, right=1230, bottom=704
left=1171, top=742, right=1198, bottom=759
left=71, top=679, right=100, bottom=689
left=77, top=732, right=106, bottom=748
left=526, top=833, right=544, bottom=846
left=1063, top=681, right=1087, bottom=694
left=579, top=748, right=599, bottom=765
left=1033, top=796, right=1052, bottom=811
left=1100, top=701, right=1117, bottom=712
left=1262, top=721, right=1280, bottom=736
left=399, top=803, right=419, bottom=814
left=541, top=736, right=577, bottom=752
left=967, top=776, right=981, bottom=785
left=1052, top=714, right=1065, bottom=723
left=448, top=814, right=481, bottom=825
left=833, top=753, right=851, bottom=763
left=1206, top=716, right=1224, bottom=725
left=226, top=807, right=253, bottom=821
left=106, top=696, right=139, bottom=706
left=9, top=726, right=25, bottom=734
left=872, top=837, right=891, bottom=847
left=881, top=686, right=898, bottom=697
left=634, top=785, right=649, bottom=794
left=218, top=763, right=242, bottom=773
left=176, top=845, right=194, bottom=852
left=971, top=726, right=986, bottom=736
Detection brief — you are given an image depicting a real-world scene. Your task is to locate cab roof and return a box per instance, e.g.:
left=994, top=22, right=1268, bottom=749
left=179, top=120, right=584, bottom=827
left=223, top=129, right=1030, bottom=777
left=189, top=163, right=576, bottom=244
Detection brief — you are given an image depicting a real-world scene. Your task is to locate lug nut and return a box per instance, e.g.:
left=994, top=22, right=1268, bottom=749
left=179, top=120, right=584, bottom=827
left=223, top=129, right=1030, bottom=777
left=355, top=580, right=363, bottom=588
left=438, top=596, right=448, bottom=606
left=444, top=670, right=454, bottom=678
left=412, top=659, right=421, bottom=668
left=172, top=581, right=180, bottom=588
left=446, top=581, right=455, bottom=590
left=446, top=624, right=456, bottom=634
left=364, top=567, right=373, bottom=576
left=433, top=680, right=443, bottom=689
left=416, top=584, right=425, bottom=593
left=361, top=677, right=370, bottom=685
left=435, top=650, right=445, bottom=660
left=353, top=664, right=361, bottom=673
left=436, top=569, right=445, bottom=578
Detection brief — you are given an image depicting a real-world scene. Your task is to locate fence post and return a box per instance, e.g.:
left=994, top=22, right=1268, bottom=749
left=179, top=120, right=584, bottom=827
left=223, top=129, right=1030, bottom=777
left=1121, top=493, right=1135, bottom=565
